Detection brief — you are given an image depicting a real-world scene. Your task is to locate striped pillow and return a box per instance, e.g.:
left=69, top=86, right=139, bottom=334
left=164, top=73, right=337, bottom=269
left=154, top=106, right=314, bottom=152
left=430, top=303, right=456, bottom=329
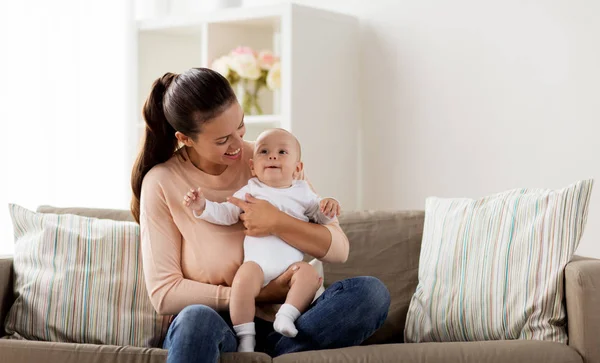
left=5, top=204, right=169, bottom=347
left=404, top=179, right=593, bottom=343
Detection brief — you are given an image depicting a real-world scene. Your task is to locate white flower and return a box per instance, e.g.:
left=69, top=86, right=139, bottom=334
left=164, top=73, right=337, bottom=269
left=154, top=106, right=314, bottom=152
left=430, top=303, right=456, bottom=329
left=266, top=62, right=281, bottom=90
left=229, top=53, right=261, bottom=81
left=211, top=56, right=231, bottom=78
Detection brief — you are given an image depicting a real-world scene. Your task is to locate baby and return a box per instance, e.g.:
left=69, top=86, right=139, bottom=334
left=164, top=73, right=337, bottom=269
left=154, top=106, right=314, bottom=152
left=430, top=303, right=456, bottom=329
left=183, top=128, right=341, bottom=352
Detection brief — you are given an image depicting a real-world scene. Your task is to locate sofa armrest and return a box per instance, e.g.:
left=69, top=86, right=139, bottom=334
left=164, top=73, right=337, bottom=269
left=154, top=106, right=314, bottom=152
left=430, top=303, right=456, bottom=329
left=0, top=256, right=14, bottom=337
left=566, top=255, right=600, bottom=363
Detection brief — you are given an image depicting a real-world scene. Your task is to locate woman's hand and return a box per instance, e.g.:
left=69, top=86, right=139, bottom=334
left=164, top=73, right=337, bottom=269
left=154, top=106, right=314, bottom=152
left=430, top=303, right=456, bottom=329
left=255, top=264, right=323, bottom=304
left=228, top=194, right=281, bottom=237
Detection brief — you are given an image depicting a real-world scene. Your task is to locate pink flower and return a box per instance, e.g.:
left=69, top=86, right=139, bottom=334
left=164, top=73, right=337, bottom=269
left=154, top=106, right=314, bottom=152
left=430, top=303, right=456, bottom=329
left=257, top=50, right=278, bottom=71
left=231, top=46, right=256, bottom=56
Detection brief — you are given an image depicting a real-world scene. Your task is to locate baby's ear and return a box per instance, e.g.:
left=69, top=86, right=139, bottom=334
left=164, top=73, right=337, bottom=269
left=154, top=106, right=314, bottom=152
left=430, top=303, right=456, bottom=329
left=249, top=159, right=256, bottom=176
left=293, top=161, right=304, bottom=178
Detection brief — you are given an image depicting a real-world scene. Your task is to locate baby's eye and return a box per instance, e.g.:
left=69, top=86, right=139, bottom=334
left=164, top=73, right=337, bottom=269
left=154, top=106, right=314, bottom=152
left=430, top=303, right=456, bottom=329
left=279, top=150, right=287, bottom=155
left=260, top=149, right=268, bottom=154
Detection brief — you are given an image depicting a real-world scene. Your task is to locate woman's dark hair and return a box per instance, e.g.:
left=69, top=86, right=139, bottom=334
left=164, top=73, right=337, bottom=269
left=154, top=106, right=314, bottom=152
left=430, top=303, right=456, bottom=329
left=130, top=68, right=236, bottom=223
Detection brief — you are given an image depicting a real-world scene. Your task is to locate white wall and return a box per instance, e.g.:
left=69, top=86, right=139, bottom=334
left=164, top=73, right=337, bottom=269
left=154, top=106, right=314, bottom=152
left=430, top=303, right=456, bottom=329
left=2, top=0, right=598, bottom=258
left=0, top=0, right=133, bottom=255
left=293, top=0, right=600, bottom=258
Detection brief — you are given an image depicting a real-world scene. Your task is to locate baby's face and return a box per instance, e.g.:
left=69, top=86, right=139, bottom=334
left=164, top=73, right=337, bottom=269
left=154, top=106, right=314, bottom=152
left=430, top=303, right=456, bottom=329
left=251, top=130, right=301, bottom=188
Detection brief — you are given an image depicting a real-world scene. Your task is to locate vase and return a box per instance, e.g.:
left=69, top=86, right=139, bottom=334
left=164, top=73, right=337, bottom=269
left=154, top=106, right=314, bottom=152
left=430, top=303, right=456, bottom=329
left=235, top=80, right=263, bottom=115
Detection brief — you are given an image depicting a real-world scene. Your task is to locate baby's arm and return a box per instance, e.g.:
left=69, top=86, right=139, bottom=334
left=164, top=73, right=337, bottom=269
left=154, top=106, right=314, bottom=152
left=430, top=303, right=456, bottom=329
left=183, top=186, right=245, bottom=226
left=199, top=200, right=242, bottom=226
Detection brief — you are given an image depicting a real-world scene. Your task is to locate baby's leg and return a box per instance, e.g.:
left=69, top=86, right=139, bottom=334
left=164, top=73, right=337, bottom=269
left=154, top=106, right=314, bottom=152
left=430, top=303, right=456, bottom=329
left=230, top=261, right=264, bottom=352
left=274, top=261, right=320, bottom=338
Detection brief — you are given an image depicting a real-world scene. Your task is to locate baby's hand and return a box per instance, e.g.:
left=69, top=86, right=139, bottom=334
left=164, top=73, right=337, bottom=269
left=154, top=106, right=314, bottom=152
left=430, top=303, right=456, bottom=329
left=183, top=187, right=206, bottom=213
left=320, top=198, right=341, bottom=218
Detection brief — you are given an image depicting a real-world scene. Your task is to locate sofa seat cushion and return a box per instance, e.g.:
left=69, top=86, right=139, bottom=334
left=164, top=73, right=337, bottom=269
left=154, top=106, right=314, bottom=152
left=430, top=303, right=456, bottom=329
left=272, top=341, right=582, bottom=363
left=0, top=339, right=272, bottom=363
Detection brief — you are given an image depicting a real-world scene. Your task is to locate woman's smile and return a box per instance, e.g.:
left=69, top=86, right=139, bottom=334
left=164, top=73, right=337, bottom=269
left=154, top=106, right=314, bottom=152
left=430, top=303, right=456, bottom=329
left=224, top=148, right=242, bottom=160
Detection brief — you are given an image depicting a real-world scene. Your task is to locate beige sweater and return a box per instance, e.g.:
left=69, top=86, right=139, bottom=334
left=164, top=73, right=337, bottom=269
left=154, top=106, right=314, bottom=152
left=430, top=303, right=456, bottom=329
left=140, top=141, right=349, bottom=319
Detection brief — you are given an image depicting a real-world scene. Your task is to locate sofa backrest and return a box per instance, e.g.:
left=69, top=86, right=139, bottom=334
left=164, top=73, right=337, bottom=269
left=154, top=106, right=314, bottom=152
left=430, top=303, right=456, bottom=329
left=331, top=210, right=424, bottom=344
left=31, top=206, right=425, bottom=344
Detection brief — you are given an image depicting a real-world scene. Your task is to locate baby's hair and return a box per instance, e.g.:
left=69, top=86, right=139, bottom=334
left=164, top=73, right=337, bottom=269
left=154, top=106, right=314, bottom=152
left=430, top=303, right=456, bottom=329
left=256, top=128, right=302, bottom=160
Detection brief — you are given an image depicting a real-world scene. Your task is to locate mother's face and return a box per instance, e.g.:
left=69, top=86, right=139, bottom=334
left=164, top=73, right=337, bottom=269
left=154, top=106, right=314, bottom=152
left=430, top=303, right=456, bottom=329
left=186, top=102, right=246, bottom=168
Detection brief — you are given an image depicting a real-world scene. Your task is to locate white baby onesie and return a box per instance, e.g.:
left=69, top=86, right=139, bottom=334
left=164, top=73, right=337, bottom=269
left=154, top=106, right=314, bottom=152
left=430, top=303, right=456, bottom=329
left=194, top=177, right=335, bottom=286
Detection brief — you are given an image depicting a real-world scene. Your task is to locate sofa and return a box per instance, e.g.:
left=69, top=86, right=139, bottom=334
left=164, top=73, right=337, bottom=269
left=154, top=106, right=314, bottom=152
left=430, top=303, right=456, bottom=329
left=0, top=206, right=599, bottom=363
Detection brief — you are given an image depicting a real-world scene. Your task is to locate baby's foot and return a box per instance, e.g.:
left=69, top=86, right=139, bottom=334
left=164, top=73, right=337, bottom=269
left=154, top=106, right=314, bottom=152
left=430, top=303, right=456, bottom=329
left=234, top=322, right=256, bottom=352
left=274, top=304, right=301, bottom=338
left=274, top=315, right=298, bottom=337
left=237, top=335, right=255, bottom=352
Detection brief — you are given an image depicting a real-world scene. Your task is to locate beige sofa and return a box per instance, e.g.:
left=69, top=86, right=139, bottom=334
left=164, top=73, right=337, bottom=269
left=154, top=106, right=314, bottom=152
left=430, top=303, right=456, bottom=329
left=1, top=206, right=599, bottom=363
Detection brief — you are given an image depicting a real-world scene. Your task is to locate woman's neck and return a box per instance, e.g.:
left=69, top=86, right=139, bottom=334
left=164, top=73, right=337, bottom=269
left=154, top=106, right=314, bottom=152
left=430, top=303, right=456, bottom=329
left=186, top=147, right=228, bottom=176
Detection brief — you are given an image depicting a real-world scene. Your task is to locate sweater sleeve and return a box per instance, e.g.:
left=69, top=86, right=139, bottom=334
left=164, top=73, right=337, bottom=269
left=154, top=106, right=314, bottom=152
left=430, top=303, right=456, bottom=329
left=297, top=171, right=349, bottom=263
left=140, top=169, right=231, bottom=315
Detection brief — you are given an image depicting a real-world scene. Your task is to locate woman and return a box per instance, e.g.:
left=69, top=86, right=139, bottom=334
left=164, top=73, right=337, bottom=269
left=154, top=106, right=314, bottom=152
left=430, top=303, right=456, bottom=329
left=131, top=68, right=390, bottom=363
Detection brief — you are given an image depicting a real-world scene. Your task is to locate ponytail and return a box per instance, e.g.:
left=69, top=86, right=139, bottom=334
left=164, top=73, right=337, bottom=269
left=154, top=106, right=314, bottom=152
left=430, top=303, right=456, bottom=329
left=130, top=68, right=237, bottom=223
left=130, top=73, right=178, bottom=223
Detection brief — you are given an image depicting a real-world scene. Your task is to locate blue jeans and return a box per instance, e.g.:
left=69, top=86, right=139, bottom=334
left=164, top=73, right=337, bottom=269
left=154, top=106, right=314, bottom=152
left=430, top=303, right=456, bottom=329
left=162, top=276, right=390, bottom=363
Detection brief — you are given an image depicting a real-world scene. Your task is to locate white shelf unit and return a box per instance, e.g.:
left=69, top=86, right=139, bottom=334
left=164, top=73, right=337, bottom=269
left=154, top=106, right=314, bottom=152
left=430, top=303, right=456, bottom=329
left=131, top=3, right=361, bottom=209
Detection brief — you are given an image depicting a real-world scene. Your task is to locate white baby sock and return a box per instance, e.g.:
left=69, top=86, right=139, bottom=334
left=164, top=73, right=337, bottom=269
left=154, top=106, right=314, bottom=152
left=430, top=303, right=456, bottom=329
left=234, top=322, right=256, bottom=353
left=273, top=303, right=301, bottom=338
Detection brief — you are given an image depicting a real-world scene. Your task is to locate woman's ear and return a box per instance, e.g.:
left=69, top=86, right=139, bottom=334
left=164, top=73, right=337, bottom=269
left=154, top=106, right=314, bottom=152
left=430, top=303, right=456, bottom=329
left=175, top=131, right=194, bottom=147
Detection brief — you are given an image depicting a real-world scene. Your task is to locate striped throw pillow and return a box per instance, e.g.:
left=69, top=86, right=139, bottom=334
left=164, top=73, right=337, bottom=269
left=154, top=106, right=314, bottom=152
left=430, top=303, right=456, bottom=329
left=5, top=204, right=170, bottom=347
left=404, top=179, right=593, bottom=343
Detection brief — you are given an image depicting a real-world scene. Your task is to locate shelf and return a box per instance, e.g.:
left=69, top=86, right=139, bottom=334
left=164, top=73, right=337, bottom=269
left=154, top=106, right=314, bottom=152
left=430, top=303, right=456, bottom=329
left=245, top=114, right=280, bottom=125
left=137, top=4, right=285, bottom=35
left=132, top=3, right=361, bottom=209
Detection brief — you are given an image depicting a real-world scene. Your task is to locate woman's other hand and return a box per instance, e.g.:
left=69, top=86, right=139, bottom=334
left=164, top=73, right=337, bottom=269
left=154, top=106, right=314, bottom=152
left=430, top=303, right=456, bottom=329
left=227, top=194, right=280, bottom=237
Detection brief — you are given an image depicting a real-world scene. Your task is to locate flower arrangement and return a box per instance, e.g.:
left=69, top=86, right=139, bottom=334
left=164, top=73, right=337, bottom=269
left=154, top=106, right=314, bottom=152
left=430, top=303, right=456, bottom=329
left=211, top=46, right=281, bottom=115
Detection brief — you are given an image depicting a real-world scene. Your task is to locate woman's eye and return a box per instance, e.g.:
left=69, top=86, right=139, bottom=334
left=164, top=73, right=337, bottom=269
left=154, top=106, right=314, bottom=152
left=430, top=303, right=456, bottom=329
left=238, top=122, right=245, bottom=129
left=217, top=138, right=228, bottom=145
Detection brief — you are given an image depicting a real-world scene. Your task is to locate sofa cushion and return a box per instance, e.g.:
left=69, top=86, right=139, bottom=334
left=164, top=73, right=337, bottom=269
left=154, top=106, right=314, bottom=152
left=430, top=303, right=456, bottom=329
left=272, top=340, right=582, bottom=363
left=405, top=179, right=594, bottom=344
left=36, top=205, right=135, bottom=222
left=5, top=204, right=170, bottom=347
left=330, top=210, right=424, bottom=344
left=0, top=339, right=273, bottom=363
